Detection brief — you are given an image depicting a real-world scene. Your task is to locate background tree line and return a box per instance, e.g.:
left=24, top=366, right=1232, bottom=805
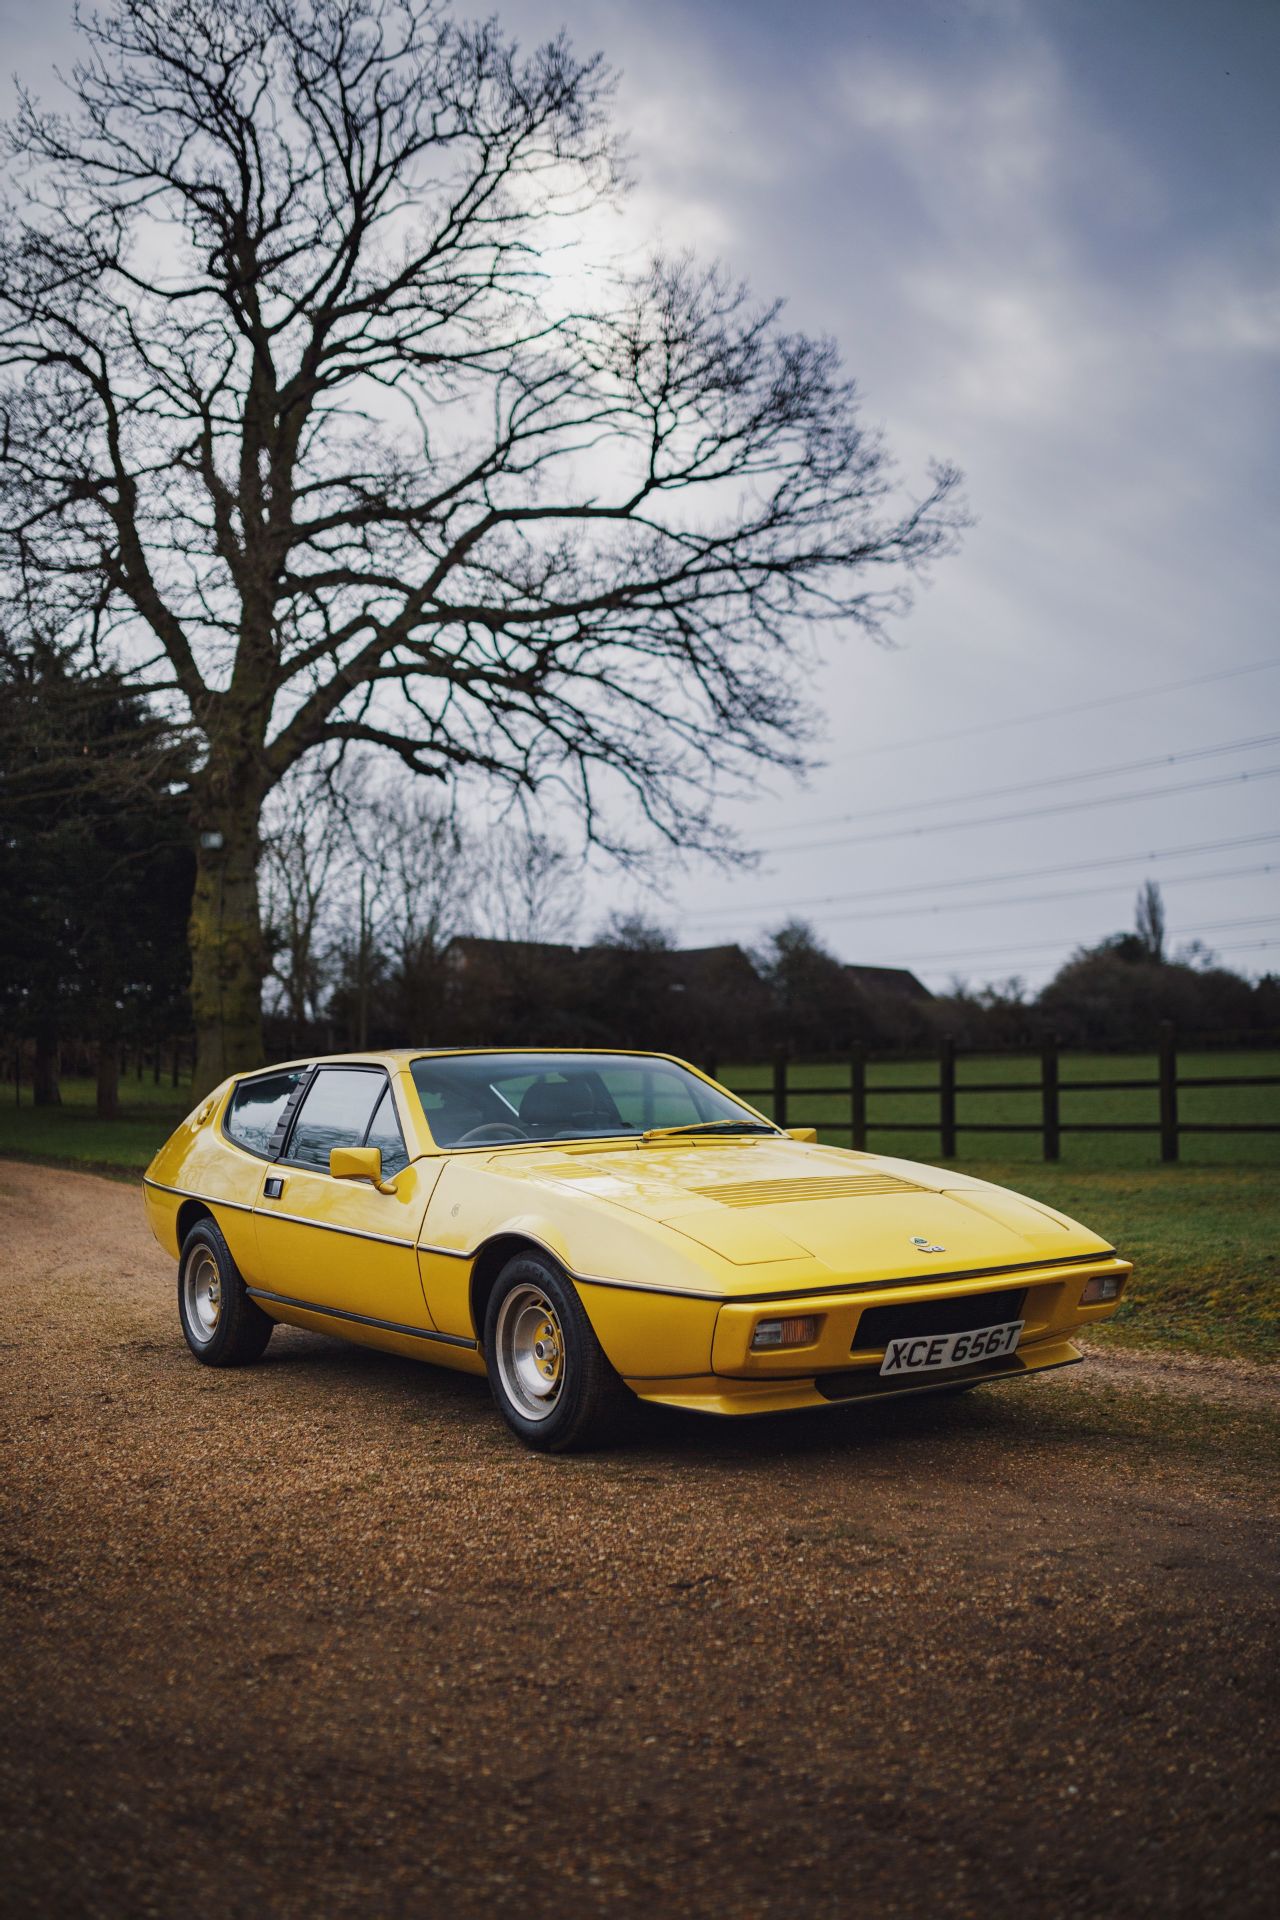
left=250, top=774, right=1280, bottom=1060
left=0, top=637, right=194, bottom=1114
left=5, top=655, right=1274, bottom=1116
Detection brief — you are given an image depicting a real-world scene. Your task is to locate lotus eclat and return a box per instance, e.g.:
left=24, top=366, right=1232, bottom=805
left=143, top=1049, right=1131, bottom=1451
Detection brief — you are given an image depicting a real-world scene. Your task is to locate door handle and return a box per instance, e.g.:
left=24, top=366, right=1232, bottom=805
left=263, top=1176, right=285, bottom=1199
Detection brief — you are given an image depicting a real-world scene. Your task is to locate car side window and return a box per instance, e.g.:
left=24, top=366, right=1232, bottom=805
left=286, top=1068, right=385, bottom=1171
left=364, top=1086, right=410, bottom=1178
left=225, top=1068, right=310, bottom=1157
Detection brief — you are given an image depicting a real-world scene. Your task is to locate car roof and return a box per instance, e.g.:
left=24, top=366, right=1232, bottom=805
left=234, top=1045, right=681, bottom=1080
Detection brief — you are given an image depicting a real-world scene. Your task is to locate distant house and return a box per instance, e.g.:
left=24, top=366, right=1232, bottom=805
left=843, top=963, right=933, bottom=1003
left=660, top=943, right=767, bottom=999
left=437, top=935, right=930, bottom=1050
left=440, top=934, right=771, bottom=1053
left=442, top=935, right=579, bottom=976
left=440, top=935, right=586, bottom=1045
left=442, top=935, right=764, bottom=994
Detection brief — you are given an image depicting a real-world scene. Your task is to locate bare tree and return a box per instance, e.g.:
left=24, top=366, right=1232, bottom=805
left=593, top=911, right=675, bottom=952
left=260, top=756, right=367, bottom=1043
left=753, top=918, right=852, bottom=1051
left=478, top=826, right=580, bottom=946
left=369, top=787, right=472, bottom=971
left=0, top=0, right=963, bottom=1088
left=363, top=783, right=473, bottom=1040
left=279, top=770, right=478, bottom=1042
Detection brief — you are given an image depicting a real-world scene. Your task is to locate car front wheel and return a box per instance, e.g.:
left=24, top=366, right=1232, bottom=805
left=178, top=1217, right=274, bottom=1367
left=484, top=1252, right=631, bottom=1453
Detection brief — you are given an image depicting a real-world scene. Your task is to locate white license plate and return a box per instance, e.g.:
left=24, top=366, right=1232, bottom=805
left=880, top=1320, right=1024, bottom=1377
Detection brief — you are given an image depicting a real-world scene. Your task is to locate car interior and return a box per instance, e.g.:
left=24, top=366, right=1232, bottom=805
left=410, top=1054, right=753, bottom=1149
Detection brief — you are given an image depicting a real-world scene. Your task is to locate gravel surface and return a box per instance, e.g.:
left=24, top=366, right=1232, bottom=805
left=2, top=1161, right=1278, bottom=1918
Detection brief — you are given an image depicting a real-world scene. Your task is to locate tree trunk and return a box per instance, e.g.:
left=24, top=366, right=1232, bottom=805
left=33, top=1027, right=61, bottom=1107
left=189, top=771, right=269, bottom=1095
left=96, top=1036, right=119, bottom=1119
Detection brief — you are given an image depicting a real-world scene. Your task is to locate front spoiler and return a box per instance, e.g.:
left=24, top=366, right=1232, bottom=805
left=626, top=1335, right=1083, bottom=1416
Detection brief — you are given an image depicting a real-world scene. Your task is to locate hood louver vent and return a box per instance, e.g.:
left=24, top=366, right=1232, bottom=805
left=691, top=1173, right=926, bottom=1208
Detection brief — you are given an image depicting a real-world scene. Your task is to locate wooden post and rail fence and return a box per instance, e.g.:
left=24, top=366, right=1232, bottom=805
left=717, top=1023, right=1280, bottom=1164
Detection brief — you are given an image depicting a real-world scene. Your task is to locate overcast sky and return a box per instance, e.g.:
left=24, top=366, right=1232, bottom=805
left=5, top=0, right=1278, bottom=988
left=505, top=0, right=1280, bottom=987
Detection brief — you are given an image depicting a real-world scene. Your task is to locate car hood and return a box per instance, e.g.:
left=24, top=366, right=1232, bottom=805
left=497, top=1139, right=1112, bottom=1277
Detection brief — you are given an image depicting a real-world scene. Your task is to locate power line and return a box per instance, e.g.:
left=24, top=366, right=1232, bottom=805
left=912, top=935, right=1278, bottom=973
left=827, top=656, right=1280, bottom=763
left=759, top=764, right=1280, bottom=858
left=685, top=830, right=1280, bottom=923
left=934, top=936, right=1279, bottom=973
left=876, top=914, right=1280, bottom=968
left=909, top=936, right=1279, bottom=978
left=753, top=861, right=1276, bottom=929
left=752, top=732, right=1280, bottom=841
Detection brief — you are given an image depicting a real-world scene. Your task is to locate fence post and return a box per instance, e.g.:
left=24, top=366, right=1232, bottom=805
left=1041, top=1034, right=1060, bottom=1162
left=1159, top=1021, right=1179, bottom=1164
left=851, top=1042, right=867, bottom=1151
left=939, top=1036, right=957, bottom=1159
left=773, top=1048, right=789, bottom=1131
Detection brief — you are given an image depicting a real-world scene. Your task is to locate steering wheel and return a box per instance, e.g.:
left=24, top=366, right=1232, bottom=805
left=454, top=1122, right=530, bottom=1147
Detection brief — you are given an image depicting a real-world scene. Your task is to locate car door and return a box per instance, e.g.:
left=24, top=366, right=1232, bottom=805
left=252, top=1064, right=440, bottom=1330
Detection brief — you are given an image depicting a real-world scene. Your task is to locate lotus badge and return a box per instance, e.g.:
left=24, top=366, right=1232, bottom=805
left=911, top=1235, right=946, bottom=1253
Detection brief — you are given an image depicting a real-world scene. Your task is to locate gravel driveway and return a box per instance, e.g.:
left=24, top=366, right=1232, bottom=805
left=2, top=1161, right=1277, bottom=1918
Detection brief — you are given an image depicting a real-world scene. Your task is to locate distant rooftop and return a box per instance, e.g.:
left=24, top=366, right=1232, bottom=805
left=442, top=935, right=932, bottom=1001
left=843, top=963, right=933, bottom=1003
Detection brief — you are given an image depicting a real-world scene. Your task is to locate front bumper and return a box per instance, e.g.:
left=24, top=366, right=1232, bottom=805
left=627, top=1334, right=1084, bottom=1415
left=624, top=1253, right=1130, bottom=1414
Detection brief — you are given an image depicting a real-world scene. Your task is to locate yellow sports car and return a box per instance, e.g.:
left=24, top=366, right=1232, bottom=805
left=143, top=1048, right=1131, bottom=1451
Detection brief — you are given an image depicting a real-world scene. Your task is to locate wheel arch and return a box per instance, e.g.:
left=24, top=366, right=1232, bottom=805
left=463, top=1221, right=724, bottom=1384
left=176, top=1197, right=216, bottom=1248
left=469, top=1233, right=567, bottom=1349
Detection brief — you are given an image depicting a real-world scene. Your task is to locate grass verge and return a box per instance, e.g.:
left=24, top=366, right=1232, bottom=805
left=965, top=1161, right=1280, bottom=1365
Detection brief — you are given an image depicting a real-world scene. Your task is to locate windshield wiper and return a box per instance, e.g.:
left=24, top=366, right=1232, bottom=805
left=641, top=1119, right=778, bottom=1141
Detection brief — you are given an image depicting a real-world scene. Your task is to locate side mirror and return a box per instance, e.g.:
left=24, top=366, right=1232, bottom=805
left=786, top=1126, right=818, bottom=1144
left=330, top=1145, right=397, bottom=1193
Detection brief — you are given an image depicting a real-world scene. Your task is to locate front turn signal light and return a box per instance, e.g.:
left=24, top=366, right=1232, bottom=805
left=1080, top=1273, right=1124, bottom=1305
left=751, top=1314, right=821, bottom=1350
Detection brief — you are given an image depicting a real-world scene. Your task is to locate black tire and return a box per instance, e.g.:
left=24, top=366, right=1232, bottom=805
left=483, top=1251, right=632, bottom=1453
left=177, top=1217, right=274, bottom=1367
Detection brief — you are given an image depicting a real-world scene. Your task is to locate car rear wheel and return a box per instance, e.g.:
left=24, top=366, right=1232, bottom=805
left=178, top=1218, right=274, bottom=1367
left=484, top=1251, right=632, bottom=1453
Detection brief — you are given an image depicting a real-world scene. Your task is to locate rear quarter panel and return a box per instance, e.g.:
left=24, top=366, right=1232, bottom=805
left=143, top=1083, right=263, bottom=1273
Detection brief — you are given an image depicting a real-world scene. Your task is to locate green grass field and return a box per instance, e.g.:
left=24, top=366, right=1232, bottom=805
left=2, top=1055, right=1276, bottom=1363
left=0, top=1072, right=194, bottom=1173
left=937, top=1162, right=1277, bottom=1363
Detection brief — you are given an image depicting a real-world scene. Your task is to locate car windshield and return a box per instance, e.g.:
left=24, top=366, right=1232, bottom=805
left=409, top=1052, right=775, bottom=1149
